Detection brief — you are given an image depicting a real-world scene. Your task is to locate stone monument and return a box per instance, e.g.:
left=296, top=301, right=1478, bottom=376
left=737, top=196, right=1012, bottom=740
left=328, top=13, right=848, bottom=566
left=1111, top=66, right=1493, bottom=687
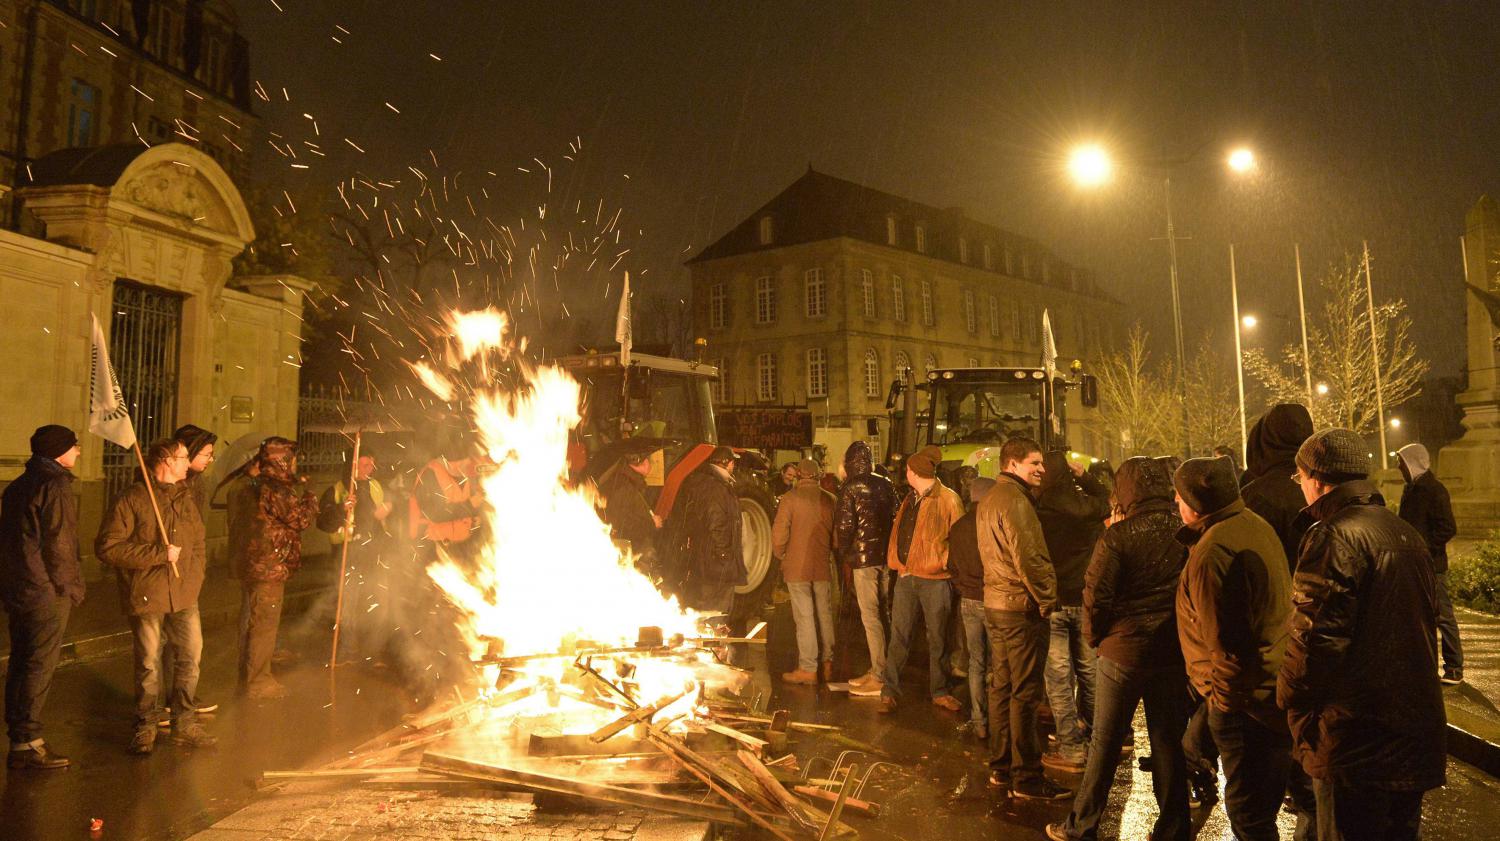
left=1438, top=195, right=1500, bottom=534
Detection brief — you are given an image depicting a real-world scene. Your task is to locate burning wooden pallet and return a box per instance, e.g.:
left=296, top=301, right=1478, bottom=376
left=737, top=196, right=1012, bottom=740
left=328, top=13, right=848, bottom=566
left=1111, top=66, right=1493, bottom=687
left=263, top=630, right=875, bottom=838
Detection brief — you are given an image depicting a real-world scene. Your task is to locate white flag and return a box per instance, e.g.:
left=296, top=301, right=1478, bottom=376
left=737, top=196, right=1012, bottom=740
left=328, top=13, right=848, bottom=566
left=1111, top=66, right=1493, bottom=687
left=1041, top=308, right=1058, bottom=377
left=89, top=313, right=137, bottom=449
left=614, top=271, right=632, bottom=367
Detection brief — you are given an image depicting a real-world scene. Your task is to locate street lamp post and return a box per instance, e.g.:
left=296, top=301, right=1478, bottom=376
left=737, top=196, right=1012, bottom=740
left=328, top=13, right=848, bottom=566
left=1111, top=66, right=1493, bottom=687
left=1230, top=244, right=1248, bottom=465
left=1294, top=244, right=1314, bottom=408
left=1163, top=177, right=1191, bottom=458
left=1362, top=240, right=1389, bottom=470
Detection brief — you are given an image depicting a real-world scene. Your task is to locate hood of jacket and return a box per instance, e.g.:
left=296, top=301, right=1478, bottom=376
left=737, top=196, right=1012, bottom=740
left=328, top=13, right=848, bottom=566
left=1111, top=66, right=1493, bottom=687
left=1244, top=403, right=1314, bottom=482
left=843, top=440, right=874, bottom=479
left=1039, top=450, right=1072, bottom=493
left=1397, top=443, right=1431, bottom=482
left=1113, top=456, right=1173, bottom=516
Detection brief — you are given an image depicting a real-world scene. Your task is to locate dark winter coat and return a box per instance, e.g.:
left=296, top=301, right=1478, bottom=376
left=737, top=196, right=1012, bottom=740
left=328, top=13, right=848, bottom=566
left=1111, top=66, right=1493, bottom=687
left=237, top=462, right=319, bottom=583
left=948, top=509, right=985, bottom=601
left=1083, top=457, right=1186, bottom=669
left=978, top=473, right=1057, bottom=614
left=1176, top=499, right=1292, bottom=722
left=600, top=466, right=658, bottom=558
left=833, top=441, right=896, bottom=569
left=1240, top=403, right=1315, bottom=569
left=96, top=478, right=206, bottom=616
left=666, top=464, right=745, bottom=587
left=1037, top=450, right=1111, bottom=606
left=0, top=456, right=83, bottom=612
left=1278, top=480, right=1447, bottom=791
left=1398, top=472, right=1457, bottom=574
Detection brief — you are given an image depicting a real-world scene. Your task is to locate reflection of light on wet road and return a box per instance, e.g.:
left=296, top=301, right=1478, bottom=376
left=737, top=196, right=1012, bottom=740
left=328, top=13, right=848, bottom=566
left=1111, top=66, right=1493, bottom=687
left=1112, top=712, right=1296, bottom=839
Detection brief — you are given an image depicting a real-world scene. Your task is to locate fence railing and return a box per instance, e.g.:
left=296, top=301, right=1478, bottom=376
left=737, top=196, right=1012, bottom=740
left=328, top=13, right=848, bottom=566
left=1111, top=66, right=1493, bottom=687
left=297, top=386, right=376, bottom=476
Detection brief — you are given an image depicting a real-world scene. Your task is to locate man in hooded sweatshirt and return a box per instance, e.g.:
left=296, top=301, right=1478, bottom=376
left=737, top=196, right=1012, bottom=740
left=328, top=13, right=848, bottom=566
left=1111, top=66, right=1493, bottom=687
left=1396, top=442, right=1461, bottom=684
left=1174, top=456, right=1292, bottom=841
left=1240, top=403, right=1316, bottom=569
left=1036, top=449, right=1110, bottom=771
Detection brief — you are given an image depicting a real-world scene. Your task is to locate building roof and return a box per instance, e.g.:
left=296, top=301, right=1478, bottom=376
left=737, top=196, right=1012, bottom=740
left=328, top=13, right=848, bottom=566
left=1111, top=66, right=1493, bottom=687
left=22, top=144, right=154, bottom=188
left=687, top=167, right=1105, bottom=298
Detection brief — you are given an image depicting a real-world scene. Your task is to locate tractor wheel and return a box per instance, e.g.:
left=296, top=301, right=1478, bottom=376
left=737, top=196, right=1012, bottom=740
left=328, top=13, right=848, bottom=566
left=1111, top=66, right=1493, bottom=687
left=734, top=483, right=776, bottom=597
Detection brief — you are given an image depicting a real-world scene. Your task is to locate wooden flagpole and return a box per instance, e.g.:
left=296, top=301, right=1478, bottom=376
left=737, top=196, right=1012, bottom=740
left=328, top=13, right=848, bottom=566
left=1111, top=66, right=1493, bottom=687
left=329, top=429, right=361, bottom=695
left=132, top=442, right=180, bottom=578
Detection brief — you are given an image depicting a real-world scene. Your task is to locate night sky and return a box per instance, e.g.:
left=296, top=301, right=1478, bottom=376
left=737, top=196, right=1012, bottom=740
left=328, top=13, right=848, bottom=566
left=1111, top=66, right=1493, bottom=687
left=236, top=1, right=1500, bottom=378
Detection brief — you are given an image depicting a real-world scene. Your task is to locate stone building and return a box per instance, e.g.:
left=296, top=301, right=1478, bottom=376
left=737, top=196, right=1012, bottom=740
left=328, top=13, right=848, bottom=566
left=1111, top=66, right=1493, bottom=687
left=687, top=168, right=1121, bottom=463
left=0, top=1, right=304, bottom=565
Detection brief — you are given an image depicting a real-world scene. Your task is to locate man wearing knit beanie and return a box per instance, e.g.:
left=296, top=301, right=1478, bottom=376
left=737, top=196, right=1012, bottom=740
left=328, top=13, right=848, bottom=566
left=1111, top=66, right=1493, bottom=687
left=1279, top=430, right=1446, bottom=838
left=0, top=426, right=83, bottom=769
left=1173, top=456, right=1292, bottom=839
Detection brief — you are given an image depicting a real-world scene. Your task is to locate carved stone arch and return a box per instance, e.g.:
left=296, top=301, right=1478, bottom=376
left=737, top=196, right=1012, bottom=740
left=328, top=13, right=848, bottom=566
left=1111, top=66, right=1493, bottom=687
left=110, top=142, right=255, bottom=246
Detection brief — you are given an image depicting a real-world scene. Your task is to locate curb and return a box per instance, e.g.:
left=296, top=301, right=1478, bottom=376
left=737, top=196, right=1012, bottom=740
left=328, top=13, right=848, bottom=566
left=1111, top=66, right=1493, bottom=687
left=1446, top=701, right=1500, bottom=779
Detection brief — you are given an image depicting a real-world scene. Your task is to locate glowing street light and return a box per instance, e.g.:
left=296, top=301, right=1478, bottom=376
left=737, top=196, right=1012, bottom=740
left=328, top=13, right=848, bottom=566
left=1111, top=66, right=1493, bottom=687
left=1240, top=314, right=1258, bottom=329
left=1315, top=382, right=1330, bottom=395
left=1228, top=147, right=1256, bottom=173
left=1068, top=145, right=1112, bottom=187
left=1389, top=417, right=1402, bottom=429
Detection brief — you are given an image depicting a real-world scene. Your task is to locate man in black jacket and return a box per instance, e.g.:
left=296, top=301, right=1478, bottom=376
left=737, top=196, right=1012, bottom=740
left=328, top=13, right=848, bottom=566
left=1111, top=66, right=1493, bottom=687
left=833, top=441, right=896, bottom=691
left=665, top=446, right=744, bottom=613
left=1037, top=449, right=1110, bottom=771
left=1397, top=442, right=1462, bottom=684
left=1280, top=429, right=1446, bottom=840
left=1048, top=457, right=1189, bottom=841
left=0, top=425, right=83, bottom=770
left=1240, top=404, right=1315, bottom=568
left=948, top=475, right=994, bottom=739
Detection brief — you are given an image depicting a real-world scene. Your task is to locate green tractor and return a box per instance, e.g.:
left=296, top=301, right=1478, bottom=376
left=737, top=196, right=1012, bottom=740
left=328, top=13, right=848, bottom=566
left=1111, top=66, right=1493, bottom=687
left=888, top=365, right=1099, bottom=488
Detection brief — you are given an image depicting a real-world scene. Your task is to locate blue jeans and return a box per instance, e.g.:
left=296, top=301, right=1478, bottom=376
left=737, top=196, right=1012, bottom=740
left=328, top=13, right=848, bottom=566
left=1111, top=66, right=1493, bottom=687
left=787, top=581, right=835, bottom=672
left=882, top=575, right=955, bottom=701
left=1045, top=606, right=1097, bottom=754
left=1208, top=707, right=1293, bottom=841
left=1060, top=656, right=1190, bottom=841
left=959, top=598, right=988, bottom=726
left=128, top=605, right=203, bottom=729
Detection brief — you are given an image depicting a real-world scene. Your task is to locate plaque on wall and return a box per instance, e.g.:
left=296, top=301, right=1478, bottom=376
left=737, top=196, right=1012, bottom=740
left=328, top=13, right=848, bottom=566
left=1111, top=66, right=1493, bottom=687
left=230, top=396, right=255, bottom=423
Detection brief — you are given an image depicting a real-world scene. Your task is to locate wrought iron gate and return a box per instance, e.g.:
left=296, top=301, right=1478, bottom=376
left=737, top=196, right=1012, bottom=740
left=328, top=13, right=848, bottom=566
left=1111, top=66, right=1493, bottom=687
left=103, top=282, right=183, bottom=501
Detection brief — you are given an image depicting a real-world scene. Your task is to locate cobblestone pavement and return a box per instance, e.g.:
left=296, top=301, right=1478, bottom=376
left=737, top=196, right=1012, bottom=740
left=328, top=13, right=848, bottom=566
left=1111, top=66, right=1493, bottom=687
left=184, top=783, right=706, bottom=841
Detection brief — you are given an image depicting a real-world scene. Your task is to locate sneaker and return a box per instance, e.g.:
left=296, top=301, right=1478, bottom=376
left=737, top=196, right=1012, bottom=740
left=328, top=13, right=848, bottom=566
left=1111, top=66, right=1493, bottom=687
left=1045, top=822, right=1072, bottom=841
left=1012, top=778, right=1073, bottom=801
left=849, top=680, right=885, bottom=697
left=931, top=695, right=963, bottom=712
left=173, top=723, right=218, bottom=749
left=877, top=696, right=898, bottom=714
left=1189, top=771, right=1218, bottom=808
left=986, top=770, right=1009, bottom=790
left=957, top=720, right=988, bottom=741
left=1042, top=750, right=1087, bottom=773
left=7, top=742, right=70, bottom=770
left=129, top=727, right=157, bottom=755
left=781, top=669, right=818, bottom=685
left=1441, top=671, right=1463, bottom=685
left=848, top=671, right=879, bottom=688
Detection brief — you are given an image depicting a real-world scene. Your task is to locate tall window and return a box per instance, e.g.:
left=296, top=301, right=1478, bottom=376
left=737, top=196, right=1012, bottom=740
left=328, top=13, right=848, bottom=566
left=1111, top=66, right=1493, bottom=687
left=804, top=268, right=826, bottom=318
left=967, top=357, right=980, bottom=368
left=892, top=276, right=906, bottom=322
left=757, top=352, right=777, bottom=401
left=863, top=349, right=880, bottom=397
left=885, top=216, right=898, bottom=246
left=755, top=275, right=776, bottom=324
left=920, top=279, right=934, bottom=326
left=1025, top=305, right=1039, bottom=345
left=860, top=269, right=875, bottom=318
left=983, top=243, right=994, bottom=270
left=67, top=79, right=99, bottom=147
left=709, top=282, right=726, bottom=330
left=894, top=350, right=911, bottom=379
left=959, top=238, right=970, bottom=264
left=710, top=358, right=726, bottom=402
left=915, top=225, right=927, bottom=254
left=758, top=216, right=774, bottom=245
left=963, top=289, right=976, bottom=334
left=1022, top=253, right=1032, bottom=279
left=806, top=348, right=828, bottom=398
left=988, top=295, right=1000, bottom=337
left=924, top=353, right=939, bottom=376
left=1004, top=247, right=1015, bottom=275
left=1008, top=301, right=1022, bottom=340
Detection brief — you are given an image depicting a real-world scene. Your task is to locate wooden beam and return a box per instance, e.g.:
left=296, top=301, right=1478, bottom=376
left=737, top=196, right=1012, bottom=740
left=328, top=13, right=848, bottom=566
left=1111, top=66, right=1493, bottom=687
left=793, top=785, right=880, bottom=817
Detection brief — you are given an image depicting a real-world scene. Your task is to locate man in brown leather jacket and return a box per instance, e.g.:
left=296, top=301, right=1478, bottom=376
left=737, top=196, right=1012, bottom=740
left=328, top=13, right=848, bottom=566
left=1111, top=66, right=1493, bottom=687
left=978, top=437, right=1068, bottom=801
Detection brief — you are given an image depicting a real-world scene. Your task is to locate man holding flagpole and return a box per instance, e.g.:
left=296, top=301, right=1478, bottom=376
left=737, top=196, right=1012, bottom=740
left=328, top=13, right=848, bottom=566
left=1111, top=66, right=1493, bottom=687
left=0, top=425, right=84, bottom=770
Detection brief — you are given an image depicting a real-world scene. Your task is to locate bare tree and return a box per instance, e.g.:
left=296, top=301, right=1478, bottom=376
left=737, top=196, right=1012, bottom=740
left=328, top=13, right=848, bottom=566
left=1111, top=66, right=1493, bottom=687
left=1244, top=256, right=1428, bottom=433
left=1094, top=323, right=1173, bottom=456
left=1177, top=330, right=1241, bottom=454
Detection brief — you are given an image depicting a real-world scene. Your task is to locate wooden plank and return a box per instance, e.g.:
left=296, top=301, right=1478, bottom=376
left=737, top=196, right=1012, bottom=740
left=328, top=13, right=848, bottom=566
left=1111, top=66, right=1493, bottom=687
left=705, top=723, right=769, bottom=753
left=589, top=689, right=689, bottom=743
left=642, top=728, right=796, bottom=841
left=818, top=768, right=859, bottom=841
left=736, top=751, right=820, bottom=831
left=261, top=766, right=420, bottom=782
left=421, top=751, right=742, bottom=825
left=793, top=785, right=880, bottom=817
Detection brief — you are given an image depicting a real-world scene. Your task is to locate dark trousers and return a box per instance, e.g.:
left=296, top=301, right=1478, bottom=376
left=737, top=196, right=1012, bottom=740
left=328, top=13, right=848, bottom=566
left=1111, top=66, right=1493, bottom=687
left=1208, top=707, right=1293, bottom=841
left=3, top=598, right=71, bottom=746
left=1183, top=689, right=1219, bottom=779
left=238, top=580, right=285, bottom=691
left=1435, top=572, right=1463, bottom=674
left=127, top=605, right=203, bottom=730
left=985, top=607, right=1048, bottom=783
left=1061, top=657, right=1190, bottom=841
left=1313, top=778, right=1424, bottom=841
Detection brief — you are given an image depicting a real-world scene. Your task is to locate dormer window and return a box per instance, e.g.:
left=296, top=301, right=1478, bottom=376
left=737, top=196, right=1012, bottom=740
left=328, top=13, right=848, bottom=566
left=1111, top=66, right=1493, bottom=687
left=959, top=237, right=970, bottom=264
left=758, top=215, right=774, bottom=245
left=886, top=215, right=898, bottom=246
left=983, top=242, right=994, bottom=270
left=915, top=225, right=927, bottom=254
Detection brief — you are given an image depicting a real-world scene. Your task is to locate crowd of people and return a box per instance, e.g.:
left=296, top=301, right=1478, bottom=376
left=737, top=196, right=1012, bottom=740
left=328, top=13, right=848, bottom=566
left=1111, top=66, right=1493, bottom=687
left=606, top=403, right=1460, bottom=841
